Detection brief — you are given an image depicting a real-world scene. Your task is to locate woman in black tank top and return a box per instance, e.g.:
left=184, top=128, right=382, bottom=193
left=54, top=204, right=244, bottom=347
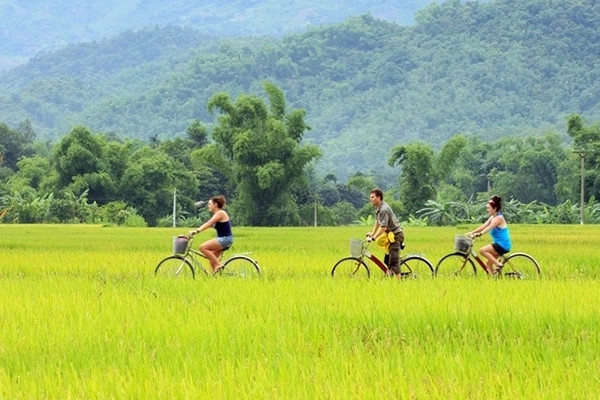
left=188, top=195, right=233, bottom=274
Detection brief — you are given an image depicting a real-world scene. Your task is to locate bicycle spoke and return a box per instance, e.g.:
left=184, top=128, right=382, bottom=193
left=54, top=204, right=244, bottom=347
left=222, top=256, right=261, bottom=278
left=400, top=256, right=435, bottom=279
left=331, top=257, right=370, bottom=279
left=155, top=256, right=195, bottom=279
left=502, top=253, right=541, bottom=280
left=435, top=253, right=477, bottom=278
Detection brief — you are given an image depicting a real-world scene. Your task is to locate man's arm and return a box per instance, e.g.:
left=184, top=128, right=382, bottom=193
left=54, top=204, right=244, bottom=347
left=367, top=221, right=381, bottom=240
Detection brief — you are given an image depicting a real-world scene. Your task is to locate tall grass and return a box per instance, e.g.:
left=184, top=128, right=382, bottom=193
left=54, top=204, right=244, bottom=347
left=0, top=224, right=599, bottom=398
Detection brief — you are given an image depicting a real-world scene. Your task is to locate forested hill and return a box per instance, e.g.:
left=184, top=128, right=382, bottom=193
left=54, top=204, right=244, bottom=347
left=0, top=0, right=440, bottom=70
left=1, top=0, right=599, bottom=179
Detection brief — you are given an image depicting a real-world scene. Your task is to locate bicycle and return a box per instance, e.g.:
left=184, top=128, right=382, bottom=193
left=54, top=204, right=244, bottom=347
left=435, top=234, right=541, bottom=279
left=331, top=238, right=434, bottom=279
left=154, top=235, right=260, bottom=279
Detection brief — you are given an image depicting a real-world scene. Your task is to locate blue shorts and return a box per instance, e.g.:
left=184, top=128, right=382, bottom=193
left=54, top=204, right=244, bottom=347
left=217, top=235, right=233, bottom=249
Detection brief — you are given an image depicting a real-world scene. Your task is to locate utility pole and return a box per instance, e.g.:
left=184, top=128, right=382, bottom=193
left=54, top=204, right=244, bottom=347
left=172, top=188, right=177, bottom=228
left=314, top=197, right=318, bottom=227
left=573, top=150, right=588, bottom=225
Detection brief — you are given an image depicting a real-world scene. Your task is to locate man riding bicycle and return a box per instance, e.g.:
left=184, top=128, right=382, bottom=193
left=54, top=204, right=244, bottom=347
left=366, top=188, right=405, bottom=278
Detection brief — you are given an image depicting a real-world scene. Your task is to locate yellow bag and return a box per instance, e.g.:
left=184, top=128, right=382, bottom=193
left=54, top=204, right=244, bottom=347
left=376, top=231, right=395, bottom=253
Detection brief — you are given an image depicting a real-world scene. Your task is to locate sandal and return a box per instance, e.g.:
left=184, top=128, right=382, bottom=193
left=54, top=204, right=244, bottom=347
left=490, top=264, right=503, bottom=275
left=212, top=265, right=225, bottom=276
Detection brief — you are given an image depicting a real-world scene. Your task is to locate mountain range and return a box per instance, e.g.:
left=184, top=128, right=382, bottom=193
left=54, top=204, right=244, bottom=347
left=1, top=0, right=598, bottom=180
left=0, top=0, right=442, bottom=70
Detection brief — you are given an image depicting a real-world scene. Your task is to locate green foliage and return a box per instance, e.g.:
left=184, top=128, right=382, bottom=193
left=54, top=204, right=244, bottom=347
left=119, top=146, right=198, bottom=226
left=53, top=126, right=119, bottom=205
left=121, top=212, right=147, bottom=227
left=353, top=214, right=373, bottom=227
left=389, top=142, right=436, bottom=215
left=208, top=82, right=320, bottom=225
left=491, top=133, right=566, bottom=205
left=1, top=1, right=435, bottom=70
left=3, top=114, right=600, bottom=226
left=100, top=201, right=148, bottom=226
left=299, top=202, right=336, bottom=227
left=48, top=190, right=99, bottom=223
left=403, top=215, right=429, bottom=227
left=417, top=199, right=473, bottom=226
left=567, top=114, right=600, bottom=202
left=0, top=122, right=35, bottom=170
left=2, top=0, right=600, bottom=179
left=330, top=201, right=358, bottom=226
left=1, top=191, right=53, bottom=223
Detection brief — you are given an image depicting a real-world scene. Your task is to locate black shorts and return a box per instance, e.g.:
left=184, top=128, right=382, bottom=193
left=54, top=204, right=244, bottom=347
left=492, top=243, right=509, bottom=255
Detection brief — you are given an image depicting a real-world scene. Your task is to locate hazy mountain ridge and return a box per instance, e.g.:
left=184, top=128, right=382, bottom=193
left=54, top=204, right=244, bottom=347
left=0, top=0, right=438, bottom=70
left=1, top=0, right=599, bottom=179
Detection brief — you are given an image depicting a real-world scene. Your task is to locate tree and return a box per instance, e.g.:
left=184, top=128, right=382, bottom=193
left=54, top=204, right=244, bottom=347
left=345, top=172, right=374, bottom=207
left=208, top=81, right=321, bottom=225
left=55, top=126, right=104, bottom=185
left=7, top=156, right=51, bottom=191
left=53, top=126, right=118, bottom=204
left=0, top=122, right=35, bottom=170
left=189, top=144, right=234, bottom=201
left=566, top=114, right=600, bottom=202
left=119, top=146, right=198, bottom=226
left=492, top=133, right=565, bottom=205
left=331, top=200, right=358, bottom=225
left=186, top=120, right=208, bottom=148
left=436, top=134, right=468, bottom=184
left=388, top=142, right=436, bottom=215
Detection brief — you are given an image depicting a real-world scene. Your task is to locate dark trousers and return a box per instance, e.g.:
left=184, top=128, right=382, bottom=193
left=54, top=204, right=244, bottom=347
left=384, top=230, right=405, bottom=275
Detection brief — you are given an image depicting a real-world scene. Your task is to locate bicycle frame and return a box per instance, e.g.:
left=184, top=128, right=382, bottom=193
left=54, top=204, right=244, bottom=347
left=181, top=248, right=212, bottom=274
left=365, top=252, right=389, bottom=273
left=180, top=237, right=229, bottom=274
left=465, top=246, right=494, bottom=274
left=456, top=238, right=512, bottom=275
left=358, top=240, right=409, bottom=275
left=331, top=238, right=434, bottom=279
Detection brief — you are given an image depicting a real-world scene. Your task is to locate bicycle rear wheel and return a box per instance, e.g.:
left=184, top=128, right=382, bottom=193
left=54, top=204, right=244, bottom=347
left=400, top=255, right=435, bottom=278
left=435, top=252, right=477, bottom=278
left=155, top=256, right=195, bottom=279
left=221, top=255, right=261, bottom=278
left=502, top=253, right=541, bottom=279
left=331, top=257, right=370, bottom=279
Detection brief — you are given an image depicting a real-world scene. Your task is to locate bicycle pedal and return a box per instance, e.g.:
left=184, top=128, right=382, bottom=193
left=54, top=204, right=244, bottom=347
left=504, top=272, right=523, bottom=279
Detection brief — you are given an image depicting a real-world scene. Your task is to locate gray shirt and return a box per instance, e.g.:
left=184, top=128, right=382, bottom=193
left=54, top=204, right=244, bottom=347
left=376, top=201, right=401, bottom=233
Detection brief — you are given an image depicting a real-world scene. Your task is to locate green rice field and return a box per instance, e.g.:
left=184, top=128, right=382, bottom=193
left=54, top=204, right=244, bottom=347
left=1, top=224, right=599, bottom=399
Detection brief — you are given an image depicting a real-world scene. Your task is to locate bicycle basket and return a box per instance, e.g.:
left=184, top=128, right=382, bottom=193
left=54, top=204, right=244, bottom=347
left=350, top=239, right=363, bottom=257
left=454, top=235, right=473, bottom=253
left=173, top=236, right=189, bottom=255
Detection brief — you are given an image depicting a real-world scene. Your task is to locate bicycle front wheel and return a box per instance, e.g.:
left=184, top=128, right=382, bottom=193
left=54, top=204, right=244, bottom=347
left=222, top=255, right=261, bottom=278
left=155, top=256, right=195, bottom=279
left=400, top=255, right=435, bottom=278
left=331, top=257, right=370, bottom=279
left=502, top=253, right=541, bottom=279
left=435, top=252, right=477, bottom=278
